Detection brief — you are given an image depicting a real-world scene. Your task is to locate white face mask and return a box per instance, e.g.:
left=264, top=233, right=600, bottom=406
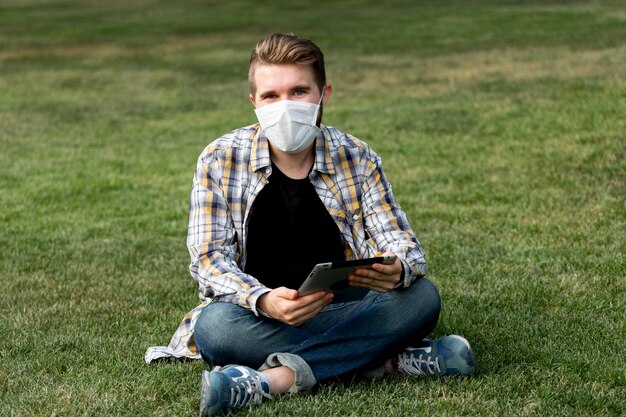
left=254, top=90, right=324, bottom=154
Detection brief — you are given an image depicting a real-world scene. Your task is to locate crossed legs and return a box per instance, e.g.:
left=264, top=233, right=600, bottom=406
left=194, top=278, right=441, bottom=392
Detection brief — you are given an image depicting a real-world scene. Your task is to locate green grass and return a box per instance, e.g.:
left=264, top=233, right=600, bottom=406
left=1, top=0, right=624, bottom=415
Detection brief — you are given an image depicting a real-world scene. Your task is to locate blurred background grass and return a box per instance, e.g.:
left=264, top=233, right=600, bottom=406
left=1, top=0, right=624, bottom=415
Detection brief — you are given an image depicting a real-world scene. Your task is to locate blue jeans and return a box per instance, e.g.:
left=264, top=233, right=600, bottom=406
left=194, top=278, right=441, bottom=392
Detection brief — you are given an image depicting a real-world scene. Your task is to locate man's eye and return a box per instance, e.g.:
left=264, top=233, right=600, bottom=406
left=293, top=90, right=305, bottom=96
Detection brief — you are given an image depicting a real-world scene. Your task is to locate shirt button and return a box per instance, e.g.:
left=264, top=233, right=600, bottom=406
left=352, top=214, right=359, bottom=220
left=265, top=167, right=271, bottom=174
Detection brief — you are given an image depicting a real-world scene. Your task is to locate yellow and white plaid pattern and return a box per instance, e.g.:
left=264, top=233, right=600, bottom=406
left=145, top=124, right=427, bottom=363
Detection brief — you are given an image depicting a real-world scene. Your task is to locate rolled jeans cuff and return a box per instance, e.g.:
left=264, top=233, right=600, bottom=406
left=260, top=352, right=316, bottom=393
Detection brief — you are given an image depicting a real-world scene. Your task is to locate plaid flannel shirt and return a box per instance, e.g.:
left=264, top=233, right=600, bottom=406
left=145, top=124, right=427, bottom=363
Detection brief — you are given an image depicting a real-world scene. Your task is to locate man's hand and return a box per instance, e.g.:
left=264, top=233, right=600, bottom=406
left=348, top=252, right=403, bottom=293
left=257, top=287, right=334, bottom=327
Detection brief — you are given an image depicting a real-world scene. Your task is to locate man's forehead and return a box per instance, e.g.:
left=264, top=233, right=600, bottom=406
left=253, top=63, right=317, bottom=90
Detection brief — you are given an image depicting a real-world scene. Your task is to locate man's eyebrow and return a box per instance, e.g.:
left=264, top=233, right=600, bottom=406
left=291, top=85, right=313, bottom=92
left=258, top=89, right=277, bottom=98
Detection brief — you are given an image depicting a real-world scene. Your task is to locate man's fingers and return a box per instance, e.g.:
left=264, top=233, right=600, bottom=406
left=297, top=290, right=329, bottom=302
left=284, top=293, right=333, bottom=326
left=351, top=270, right=397, bottom=284
left=293, top=292, right=333, bottom=315
left=350, top=255, right=402, bottom=291
left=348, top=274, right=396, bottom=292
left=360, top=259, right=401, bottom=276
left=273, top=286, right=299, bottom=300
left=352, top=280, right=394, bottom=292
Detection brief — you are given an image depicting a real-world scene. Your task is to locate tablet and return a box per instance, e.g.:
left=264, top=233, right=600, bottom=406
left=298, top=256, right=397, bottom=303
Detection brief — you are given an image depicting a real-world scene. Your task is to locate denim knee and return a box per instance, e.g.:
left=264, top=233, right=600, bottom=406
left=194, top=302, right=247, bottom=366
left=416, top=278, right=441, bottom=316
left=388, top=277, right=441, bottom=340
left=409, top=277, right=441, bottom=337
left=421, top=277, right=441, bottom=317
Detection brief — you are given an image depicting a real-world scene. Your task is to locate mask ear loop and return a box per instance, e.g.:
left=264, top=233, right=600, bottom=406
left=314, top=86, right=326, bottom=129
left=318, top=86, right=326, bottom=105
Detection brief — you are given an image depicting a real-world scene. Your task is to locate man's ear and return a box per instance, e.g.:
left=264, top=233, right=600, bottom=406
left=321, top=84, right=332, bottom=106
left=249, top=94, right=256, bottom=107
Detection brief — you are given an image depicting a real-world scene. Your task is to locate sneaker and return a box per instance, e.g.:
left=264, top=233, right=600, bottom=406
left=396, top=334, right=475, bottom=377
left=199, top=365, right=272, bottom=416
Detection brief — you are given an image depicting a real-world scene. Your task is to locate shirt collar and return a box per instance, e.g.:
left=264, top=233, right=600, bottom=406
left=250, top=124, right=271, bottom=172
left=313, top=126, right=336, bottom=175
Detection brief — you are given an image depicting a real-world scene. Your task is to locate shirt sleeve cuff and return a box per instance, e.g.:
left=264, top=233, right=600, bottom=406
left=397, top=258, right=427, bottom=288
left=243, top=285, right=272, bottom=316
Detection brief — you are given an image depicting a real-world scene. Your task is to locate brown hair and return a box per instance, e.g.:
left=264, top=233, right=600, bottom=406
left=248, top=33, right=326, bottom=96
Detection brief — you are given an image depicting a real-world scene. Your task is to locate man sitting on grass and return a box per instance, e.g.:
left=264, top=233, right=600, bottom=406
left=146, top=33, right=475, bottom=416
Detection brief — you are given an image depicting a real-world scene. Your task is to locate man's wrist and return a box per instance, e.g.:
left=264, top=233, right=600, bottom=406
left=393, top=261, right=406, bottom=289
left=257, top=293, right=270, bottom=317
left=257, top=307, right=272, bottom=318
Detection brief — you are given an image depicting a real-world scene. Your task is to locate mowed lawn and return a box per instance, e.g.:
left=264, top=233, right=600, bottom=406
left=1, top=0, right=624, bottom=415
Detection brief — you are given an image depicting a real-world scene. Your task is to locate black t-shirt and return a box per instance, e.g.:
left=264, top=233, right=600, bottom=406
left=244, top=163, right=345, bottom=289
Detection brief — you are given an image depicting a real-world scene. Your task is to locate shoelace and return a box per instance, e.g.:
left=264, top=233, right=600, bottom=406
left=229, top=376, right=272, bottom=409
left=397, top=351, right=441, bottom=376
